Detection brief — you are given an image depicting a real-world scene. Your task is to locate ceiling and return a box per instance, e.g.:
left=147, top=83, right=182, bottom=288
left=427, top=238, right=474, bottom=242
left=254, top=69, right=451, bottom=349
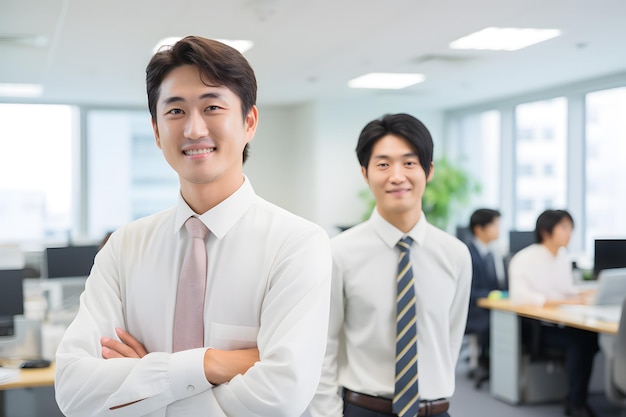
left=2, top=0, right=626, bottom=111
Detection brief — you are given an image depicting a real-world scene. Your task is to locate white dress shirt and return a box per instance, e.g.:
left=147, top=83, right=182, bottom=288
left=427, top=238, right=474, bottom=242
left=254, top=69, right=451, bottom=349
left=55, top=178, right=332, bottom=417
left=509, top=243, right=578, bottom=306
left=310, top=209, right=472, bottom=417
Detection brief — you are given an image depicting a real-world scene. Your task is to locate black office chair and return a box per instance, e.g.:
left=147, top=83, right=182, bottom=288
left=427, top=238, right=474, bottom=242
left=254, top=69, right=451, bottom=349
left=522, top=318, right=567, bottom=367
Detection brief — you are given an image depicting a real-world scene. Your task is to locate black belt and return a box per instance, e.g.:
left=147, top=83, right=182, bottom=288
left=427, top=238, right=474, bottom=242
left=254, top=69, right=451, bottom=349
left=344, top=388, right=449, bottom=416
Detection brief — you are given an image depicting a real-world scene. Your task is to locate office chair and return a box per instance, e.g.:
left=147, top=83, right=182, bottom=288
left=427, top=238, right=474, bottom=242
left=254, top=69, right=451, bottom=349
left=525, top=319, right=566, bottom=364
left=605, top=297, right=626, bottom=410
left=462, top=332, right=480, bottom=377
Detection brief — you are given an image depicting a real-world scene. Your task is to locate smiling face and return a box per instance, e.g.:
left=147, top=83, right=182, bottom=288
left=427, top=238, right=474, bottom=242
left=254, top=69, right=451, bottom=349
left=362, top=134, right=433, bottom=228
left=152, top=65, right=257, bottom=207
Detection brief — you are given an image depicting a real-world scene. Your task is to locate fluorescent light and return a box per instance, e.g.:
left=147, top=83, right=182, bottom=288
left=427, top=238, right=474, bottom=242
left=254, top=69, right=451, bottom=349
left=0, top=83, right=43, bottom=97
left=348, top=73, right=425, bottom=90
left=152, top=37, right=254, bottom=54
left=449, top=27, right=561, bottom=51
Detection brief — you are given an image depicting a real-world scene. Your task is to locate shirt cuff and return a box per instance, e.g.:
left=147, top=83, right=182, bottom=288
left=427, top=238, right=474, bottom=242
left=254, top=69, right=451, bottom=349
left=169, top=348, right=213, bottom=400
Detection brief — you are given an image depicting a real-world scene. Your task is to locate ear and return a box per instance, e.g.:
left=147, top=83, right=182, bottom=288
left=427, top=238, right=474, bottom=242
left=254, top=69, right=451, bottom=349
left=152, top=118, right=162, bottom=149
left=244, top=105, right=259, bottom=144
left=426, top=162, right=435, bottom=183
left=361, top=165, right=369, bottom=184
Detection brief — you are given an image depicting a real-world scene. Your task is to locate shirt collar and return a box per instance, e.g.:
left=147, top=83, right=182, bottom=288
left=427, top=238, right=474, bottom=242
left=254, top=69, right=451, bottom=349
left=370, top=208, right=429, bottom=249
left=174, top=176, right=255, bottom=239
left=472, top=237, right=490, bottom=257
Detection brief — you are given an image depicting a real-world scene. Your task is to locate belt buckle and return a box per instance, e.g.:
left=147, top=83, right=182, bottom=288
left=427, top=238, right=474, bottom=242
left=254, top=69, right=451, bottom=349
left=419, top=398, right=448, bottom=416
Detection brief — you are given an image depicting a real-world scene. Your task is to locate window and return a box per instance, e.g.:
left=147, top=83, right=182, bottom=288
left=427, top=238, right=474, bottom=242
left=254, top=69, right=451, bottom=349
left=0, top=104, right=77, bottom=245
left=517, top=164, right=534, bottom=176
left=542, top=127, right=555, bottom=141
left=86, top=110, right=179, bottom=239
left=517, top=128, right=534, bottom=141
left=585, top=87, right=626, bottom=253
left=543, top=164, right=554, bottom=176
left=452, top=110, right=501, bottom=210
left=514, top=98, right=567, bottom=229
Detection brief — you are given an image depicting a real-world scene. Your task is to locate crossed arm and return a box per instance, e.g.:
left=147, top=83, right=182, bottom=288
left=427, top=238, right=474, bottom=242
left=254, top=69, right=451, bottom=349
left=100, top=328, right=259, bottom=409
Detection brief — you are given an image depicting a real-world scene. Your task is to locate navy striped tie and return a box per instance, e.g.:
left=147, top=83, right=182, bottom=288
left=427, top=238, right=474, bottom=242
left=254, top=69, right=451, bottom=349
left=393, top=237, right=419, bottom=417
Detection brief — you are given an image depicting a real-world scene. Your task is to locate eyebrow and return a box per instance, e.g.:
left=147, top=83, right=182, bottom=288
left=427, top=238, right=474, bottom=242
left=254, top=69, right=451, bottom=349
left=161, top=92, right=224, bottom=106
left=372, top=152, right=418, bottom=159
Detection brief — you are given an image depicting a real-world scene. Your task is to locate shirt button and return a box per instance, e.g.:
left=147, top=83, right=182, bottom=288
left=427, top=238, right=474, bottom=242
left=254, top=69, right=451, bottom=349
left=187, top=385, right=195, bottom=392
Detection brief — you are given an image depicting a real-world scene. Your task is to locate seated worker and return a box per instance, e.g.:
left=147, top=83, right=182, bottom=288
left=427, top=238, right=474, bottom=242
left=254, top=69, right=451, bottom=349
left=509, top=209, right=598, bottom=417
left=464, top=208, right=505, bottom=381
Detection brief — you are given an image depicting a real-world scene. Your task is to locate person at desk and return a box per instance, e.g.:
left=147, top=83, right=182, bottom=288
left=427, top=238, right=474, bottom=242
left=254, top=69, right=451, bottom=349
left=509, top=209, right=598, bottom=417
left=464, top=208, right=504, bottom=382
left=54, top=36, right=332, bottom=417
left=310, top=113, right=472, bottom=417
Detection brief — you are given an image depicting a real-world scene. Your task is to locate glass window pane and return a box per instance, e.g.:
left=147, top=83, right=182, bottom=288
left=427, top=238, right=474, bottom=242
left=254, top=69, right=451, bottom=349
left=87, top=110, right=179, bottom=239
left=0, top=104, right=76, bottom=245
left=455, top=110, right=501, bottom=208
left=585, top=87, right=626, bottom=252
left=514, top=98, right=567, bottom=229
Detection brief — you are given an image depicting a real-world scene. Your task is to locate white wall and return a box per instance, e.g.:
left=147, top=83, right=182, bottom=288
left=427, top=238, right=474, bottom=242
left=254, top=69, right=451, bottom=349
left=243, top=103, right=318, bottom=221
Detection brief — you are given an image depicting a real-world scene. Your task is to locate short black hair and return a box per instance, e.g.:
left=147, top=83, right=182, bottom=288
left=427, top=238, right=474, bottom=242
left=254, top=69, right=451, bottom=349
left=355, top=113, right=433, bottom=177
left=535, top=209, right=574, bottom=243
left=469, top=208, right=501, bottom=235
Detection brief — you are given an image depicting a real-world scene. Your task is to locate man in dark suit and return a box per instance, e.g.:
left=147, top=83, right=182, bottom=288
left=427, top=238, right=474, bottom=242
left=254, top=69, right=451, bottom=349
left=464, top=208, right=504, bottom=384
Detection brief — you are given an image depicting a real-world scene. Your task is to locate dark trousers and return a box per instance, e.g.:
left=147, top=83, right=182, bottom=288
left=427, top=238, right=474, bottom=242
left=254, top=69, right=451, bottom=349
left=524, top=321, right=599, bottom=407
left=343, top=401, right=450, bottom=417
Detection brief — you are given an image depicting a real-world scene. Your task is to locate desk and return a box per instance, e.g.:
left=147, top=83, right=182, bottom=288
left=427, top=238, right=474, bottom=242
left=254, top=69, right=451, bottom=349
left=0, top=364, right=58, bottom=417
left=478, top=298, right=617, bottom=404
left=0, top=363, right=55, bottom=391
left=478, top=298, right=618, bottom=335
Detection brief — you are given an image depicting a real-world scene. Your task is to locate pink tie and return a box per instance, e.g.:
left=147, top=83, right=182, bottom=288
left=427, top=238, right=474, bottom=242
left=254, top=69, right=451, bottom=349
left=173, top=217, right=209, bottom=352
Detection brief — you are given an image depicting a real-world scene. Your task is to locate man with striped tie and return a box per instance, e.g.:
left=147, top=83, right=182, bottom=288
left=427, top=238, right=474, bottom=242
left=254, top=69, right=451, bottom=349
left=310, top=113, right=472, bottom=417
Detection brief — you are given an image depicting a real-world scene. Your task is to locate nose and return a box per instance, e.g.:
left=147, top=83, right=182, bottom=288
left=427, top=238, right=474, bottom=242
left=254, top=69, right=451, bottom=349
left=389, top=163, right=405, bottom=183
left=184, top=110, right=209, bottom=139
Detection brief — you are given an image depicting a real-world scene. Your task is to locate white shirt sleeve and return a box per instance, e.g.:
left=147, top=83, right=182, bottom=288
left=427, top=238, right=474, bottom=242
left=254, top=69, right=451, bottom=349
left=448, top=246, right=473, bottom=365
left=309, top=257, right=345, bottom=417
left=55, top=267, right=213, bottom=416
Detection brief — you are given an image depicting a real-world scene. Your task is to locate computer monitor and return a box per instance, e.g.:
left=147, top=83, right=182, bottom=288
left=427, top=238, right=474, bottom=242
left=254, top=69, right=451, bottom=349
left=593, top=239, right=626, bottom=279
left=508, top=230, right=536, bottom=254
left=0, top=269, right=24, bottom=337
left=44, top=245, right=99, bottom=279
left=456, top=226, right=472, bottom=244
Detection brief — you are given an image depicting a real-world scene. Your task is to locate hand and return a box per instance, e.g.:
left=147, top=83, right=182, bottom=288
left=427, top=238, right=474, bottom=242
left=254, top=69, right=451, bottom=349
left=101, top=328, right=148, bottom=359
left=204, top=347, right=260, bottom=385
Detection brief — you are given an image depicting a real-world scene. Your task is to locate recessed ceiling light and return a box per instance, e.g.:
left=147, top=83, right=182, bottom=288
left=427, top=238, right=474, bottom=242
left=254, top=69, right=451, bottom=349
left=0, top=83, right=43, bottom=97
left=348, top=73, right=425, bottom=90
left=152, top=37, right=254, bottom=54
left=449, top=27, right=561, bottom=51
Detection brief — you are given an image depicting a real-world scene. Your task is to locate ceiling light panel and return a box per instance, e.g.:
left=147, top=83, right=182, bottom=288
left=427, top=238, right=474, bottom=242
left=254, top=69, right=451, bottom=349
left=449, top=27, right=561, bottom=51
left=348, top=73, right=425, bottom=90
left=0, top=83, right=43, bottom=97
